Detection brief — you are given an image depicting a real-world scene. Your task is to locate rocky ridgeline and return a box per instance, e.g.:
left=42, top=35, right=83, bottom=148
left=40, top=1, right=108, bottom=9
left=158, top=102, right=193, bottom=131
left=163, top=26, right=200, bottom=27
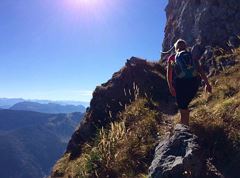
left=162, top=0, right=240, bottom=52
left=63, top=57, right=172, bottom=160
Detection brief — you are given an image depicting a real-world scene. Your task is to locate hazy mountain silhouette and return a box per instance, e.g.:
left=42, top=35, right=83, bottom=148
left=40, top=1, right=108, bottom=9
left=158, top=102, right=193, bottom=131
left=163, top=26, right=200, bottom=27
left=10, top=101, right=85, bottom=114
left=0, top=109, right=83, bottom=178
left=0, top=98, right=89, bottom=109
left=0, top=98, right=25, bottom=109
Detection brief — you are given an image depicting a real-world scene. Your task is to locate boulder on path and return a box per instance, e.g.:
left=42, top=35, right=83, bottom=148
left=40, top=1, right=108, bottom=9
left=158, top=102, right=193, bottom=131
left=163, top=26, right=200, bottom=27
left=148, top=124, right=206, bottom=178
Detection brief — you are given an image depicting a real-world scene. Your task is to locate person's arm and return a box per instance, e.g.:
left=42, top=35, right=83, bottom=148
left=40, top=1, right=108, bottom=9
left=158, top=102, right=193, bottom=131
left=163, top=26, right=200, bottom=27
left=167, top=58, right=176, bottom=96
left=196, top=61, right=212, bottom=93
left=192, top=44, right=212, bottom=93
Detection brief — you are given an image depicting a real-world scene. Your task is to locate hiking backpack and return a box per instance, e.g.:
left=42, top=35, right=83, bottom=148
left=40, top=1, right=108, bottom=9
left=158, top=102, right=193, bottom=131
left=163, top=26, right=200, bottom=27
left=173, top=51, right=198, bottom=79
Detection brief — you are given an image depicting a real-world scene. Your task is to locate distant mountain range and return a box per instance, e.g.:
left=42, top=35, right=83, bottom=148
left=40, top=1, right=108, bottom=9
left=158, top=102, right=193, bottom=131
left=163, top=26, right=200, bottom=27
left=0, top=109, right=83, bottom=178
left=10, top=101, right=86, bottom=114
left=0, top=98, right=25, bottom=109
left=0, top=98, right=89, bottom=109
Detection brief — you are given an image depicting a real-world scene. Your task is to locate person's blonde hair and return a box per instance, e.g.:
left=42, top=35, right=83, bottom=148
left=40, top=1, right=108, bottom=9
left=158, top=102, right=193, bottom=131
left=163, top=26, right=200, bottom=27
left=174, top=39, right=187, bottom=52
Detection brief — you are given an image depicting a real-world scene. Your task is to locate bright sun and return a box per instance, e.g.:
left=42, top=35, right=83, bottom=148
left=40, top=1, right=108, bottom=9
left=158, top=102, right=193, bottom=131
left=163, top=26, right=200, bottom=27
left=74, top=0, right=96, bottom=3
left=63, top=0, right=104, bottom=12
left=63, top=0, right=112, bottom=22
left=70, top=0, right=100, bottom=7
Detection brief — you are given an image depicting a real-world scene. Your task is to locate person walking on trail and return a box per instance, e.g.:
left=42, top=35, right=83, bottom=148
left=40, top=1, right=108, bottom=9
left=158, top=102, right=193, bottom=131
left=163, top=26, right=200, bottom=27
left=167, top=39, right=212, bottom=126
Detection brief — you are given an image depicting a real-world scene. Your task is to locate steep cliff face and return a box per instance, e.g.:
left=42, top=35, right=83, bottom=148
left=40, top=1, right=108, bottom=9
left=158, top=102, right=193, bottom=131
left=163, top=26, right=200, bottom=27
left=162, top=0, right=240, bottom=51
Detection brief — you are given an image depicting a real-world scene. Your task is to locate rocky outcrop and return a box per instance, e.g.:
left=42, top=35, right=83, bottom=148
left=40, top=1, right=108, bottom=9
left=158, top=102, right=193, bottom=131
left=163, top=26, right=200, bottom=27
left=162, top=0, right=240, bottom=52
left=148, top=124, right=226, bottom=178
left=149, top=124, right=206, bottom=178
left=64, top=57, right=173, bottom=160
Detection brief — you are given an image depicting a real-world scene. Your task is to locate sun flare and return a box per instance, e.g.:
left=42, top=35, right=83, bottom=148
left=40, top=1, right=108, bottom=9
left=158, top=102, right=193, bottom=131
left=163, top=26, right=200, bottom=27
left=73, top=0, right=96, bottom=3
left=70, top=0, right=100, bottom=7
left=63, top=0, right=115, bottom=23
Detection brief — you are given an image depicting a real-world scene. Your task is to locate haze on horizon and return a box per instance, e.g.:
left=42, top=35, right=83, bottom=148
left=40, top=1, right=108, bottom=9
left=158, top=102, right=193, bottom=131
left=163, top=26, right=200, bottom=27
left=0, top=0, right=167, bottom=102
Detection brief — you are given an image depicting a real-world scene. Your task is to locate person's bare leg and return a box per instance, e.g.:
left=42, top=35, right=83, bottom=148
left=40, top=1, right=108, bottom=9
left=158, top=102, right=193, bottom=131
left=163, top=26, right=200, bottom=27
left=180, top=109, right=189, bottom=126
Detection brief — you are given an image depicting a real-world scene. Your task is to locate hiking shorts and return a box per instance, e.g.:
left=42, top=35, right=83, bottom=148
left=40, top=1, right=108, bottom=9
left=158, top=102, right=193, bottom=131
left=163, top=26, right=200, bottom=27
left=174, top=76, right=201, bottom=110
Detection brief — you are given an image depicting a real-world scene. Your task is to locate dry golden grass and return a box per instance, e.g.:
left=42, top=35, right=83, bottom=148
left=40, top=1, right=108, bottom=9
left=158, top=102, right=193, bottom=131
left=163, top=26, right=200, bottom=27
left=191, top=72, right=240, bottom=144
left=55, top=98, right=164, bottom=178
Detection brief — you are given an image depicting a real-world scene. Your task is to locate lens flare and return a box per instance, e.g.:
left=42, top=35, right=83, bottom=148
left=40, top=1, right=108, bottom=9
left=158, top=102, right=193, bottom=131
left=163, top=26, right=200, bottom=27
left=72, top=0, right=97, bottom=4
left=62, top=0, right=117, bottom=25
left=68, top=0, right=101, bottom=8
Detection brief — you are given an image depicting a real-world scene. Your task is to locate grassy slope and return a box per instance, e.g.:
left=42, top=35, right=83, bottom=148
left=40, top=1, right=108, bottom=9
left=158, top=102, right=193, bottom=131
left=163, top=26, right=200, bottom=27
left=52, top=49, right=240, bottom=178
left=190, top=49, right=240, bottom=176
left=53, top=98, right=169, bottom=178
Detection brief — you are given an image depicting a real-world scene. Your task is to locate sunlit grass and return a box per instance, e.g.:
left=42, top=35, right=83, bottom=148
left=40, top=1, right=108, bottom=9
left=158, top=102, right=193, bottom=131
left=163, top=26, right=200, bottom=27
left=191, top=48, right=240, bottom=152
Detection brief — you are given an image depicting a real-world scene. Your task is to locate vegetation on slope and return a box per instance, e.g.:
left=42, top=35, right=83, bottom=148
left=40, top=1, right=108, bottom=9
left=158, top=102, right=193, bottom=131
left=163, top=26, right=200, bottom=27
left=190, top=48, right=240, bottom=176
left=52, top=48, right=240, bottom=178
left=52, top=98, right=172, bottom=178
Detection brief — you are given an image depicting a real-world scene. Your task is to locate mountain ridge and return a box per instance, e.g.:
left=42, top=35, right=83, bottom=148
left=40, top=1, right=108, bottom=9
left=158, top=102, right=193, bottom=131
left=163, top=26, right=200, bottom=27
left=0, top=98, right=89, bottom=109
left=10, top=101, right=85, bottom=114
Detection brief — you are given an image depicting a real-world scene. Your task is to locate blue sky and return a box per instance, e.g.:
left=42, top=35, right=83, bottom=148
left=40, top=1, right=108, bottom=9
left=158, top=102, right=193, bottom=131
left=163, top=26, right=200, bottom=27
left=0, top=0, right=167, bottom=102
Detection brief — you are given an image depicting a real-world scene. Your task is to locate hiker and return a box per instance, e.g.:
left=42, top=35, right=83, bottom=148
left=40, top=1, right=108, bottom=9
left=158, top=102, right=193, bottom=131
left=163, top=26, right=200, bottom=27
left=167, top=39, right=212, bottom=126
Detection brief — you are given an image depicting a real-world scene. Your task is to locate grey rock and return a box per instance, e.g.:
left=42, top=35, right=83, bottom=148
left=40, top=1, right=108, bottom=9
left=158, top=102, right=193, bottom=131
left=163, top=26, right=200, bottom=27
left=148, top=124, right=205, bottom=178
